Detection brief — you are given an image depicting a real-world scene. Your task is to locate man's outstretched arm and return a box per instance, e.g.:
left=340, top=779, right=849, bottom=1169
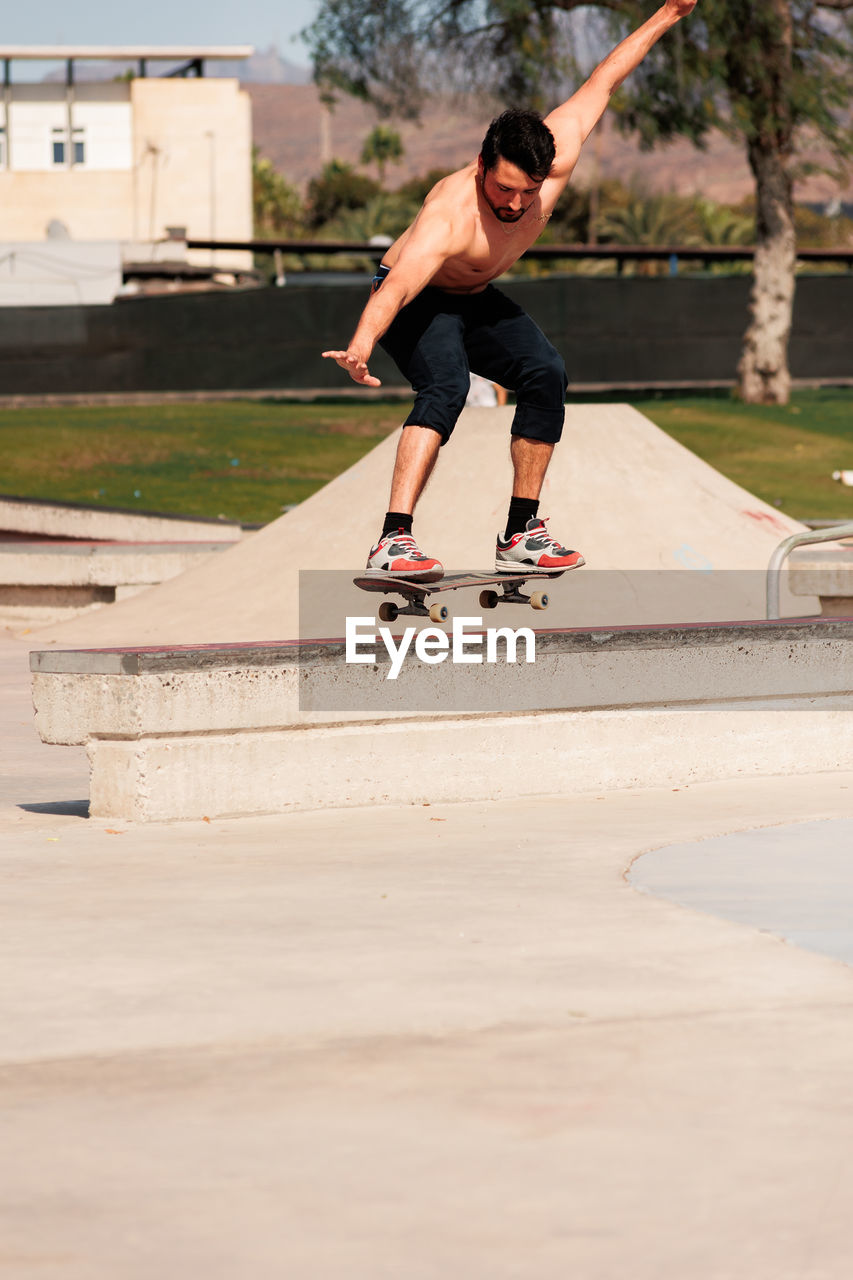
left=545, top=0, right=698, bottom=178
left=322, top=205, right=456, bottom=386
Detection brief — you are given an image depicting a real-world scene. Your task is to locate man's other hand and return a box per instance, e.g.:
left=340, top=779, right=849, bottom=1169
left=321, top=349, right=382, bottom=387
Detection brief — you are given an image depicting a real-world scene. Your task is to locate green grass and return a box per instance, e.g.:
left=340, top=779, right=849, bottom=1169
left=1, top=389, right=851, bottom=524
left=628, top=388, right=853, bottom=520
left=0, top=401, right=406, bottom=524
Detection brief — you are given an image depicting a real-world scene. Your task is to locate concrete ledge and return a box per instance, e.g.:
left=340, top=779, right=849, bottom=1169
left=0, top=494, right=242, bottom=543
left=1, top=541, right=231, bottom=626
left=1, top=541, right=230, bottom=587
left=789, top=548, right=853, bottom=617
left=30, top=620, right=853, bottom=741
left=30, top=619, right=853, bottom=821
left=82, top=702, right=853, bottom=821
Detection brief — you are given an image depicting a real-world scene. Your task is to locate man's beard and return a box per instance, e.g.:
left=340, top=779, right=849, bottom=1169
left=481, top=180, right=528, bottom=224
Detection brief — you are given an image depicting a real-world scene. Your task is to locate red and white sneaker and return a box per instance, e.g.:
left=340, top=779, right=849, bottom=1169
left=495, top=517, right=585, bottom=574
left=365, top=529, right=444, bottom=581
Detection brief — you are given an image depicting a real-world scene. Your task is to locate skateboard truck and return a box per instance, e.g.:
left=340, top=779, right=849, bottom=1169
left=477, top=581, right=551, bottom=612
left=378, top=593, right=447, bottom=624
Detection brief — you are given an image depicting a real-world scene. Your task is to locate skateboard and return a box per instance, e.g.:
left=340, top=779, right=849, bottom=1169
left=353, top=570, right=567, bottom=624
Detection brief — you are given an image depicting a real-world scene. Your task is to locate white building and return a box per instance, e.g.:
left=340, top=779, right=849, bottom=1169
left=0, top=46, right=254, bottom=299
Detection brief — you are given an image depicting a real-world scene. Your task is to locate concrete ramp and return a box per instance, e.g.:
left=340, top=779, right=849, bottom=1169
left=26, top=405, right=812, bottom=647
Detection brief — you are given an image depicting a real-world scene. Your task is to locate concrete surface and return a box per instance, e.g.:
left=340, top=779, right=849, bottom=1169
left=3, top=631, right=853, bottom=1277
left=0, top=540, right=231, bottom=627
left=28, top=620, right=853, bottom=820
left=21, top=405, right=818, bottom=648
left=31, top=620, right=853, bottom=735
left=0, top=634, right=88, bottom=815
left=631, top=818, right=853, bottom=964
left=80, top=701, right=853, bottom=823
left=0, top=494, right=242, bottom=544
left=789, top=546, right=853, bottom=616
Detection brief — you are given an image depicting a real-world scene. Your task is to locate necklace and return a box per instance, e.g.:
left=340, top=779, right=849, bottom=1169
left=496, top=208, right=551, bottom=236
left=480, top=178, right=551, bottom=235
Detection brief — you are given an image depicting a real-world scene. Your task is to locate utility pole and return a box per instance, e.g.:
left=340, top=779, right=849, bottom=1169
left=206, top=130, right=216, bottom=266
left=319, top=102, right=331, bottom=166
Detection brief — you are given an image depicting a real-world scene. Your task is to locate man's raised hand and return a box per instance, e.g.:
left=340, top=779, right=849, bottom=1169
left=665, top=0, right=697, bottom=16
left=321, top=349, right=382, bottom=387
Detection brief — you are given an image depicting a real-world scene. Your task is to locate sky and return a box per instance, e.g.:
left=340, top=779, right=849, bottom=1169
left=3, top=0, right=318, bottom=66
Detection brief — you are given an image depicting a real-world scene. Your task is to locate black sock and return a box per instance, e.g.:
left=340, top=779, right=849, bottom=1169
left=504, top=497, right=539, bottom=539
left=382, top=511, right=413, bottom=538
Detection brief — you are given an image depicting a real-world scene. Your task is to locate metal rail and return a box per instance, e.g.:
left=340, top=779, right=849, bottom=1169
left=766, top=523, right=853, bottom=619
left=186, top=238, right=853, bottom=270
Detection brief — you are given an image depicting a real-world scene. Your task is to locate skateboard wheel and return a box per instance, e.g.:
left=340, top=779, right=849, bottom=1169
left=378, top=601, right=399, bottom=622
left=530, top=591, right=549, bottom=610
left=429, top=602, right=449, bottom=624
left=479, top=589, right=499, bottom=610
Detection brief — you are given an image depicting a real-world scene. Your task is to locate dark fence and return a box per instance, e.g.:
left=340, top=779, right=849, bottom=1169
left=0, top=273, right=850, bottom=396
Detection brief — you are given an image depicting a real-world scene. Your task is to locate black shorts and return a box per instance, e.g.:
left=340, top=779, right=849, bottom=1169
left=376, top=271, right=567, bottom=445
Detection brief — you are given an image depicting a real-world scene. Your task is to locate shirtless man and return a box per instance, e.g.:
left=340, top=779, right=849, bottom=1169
left=323, top=0, right=697, bottom=580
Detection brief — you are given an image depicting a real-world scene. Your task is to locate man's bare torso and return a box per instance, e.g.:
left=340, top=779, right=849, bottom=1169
left=322, top=2, right=694, bottom=388
left=382, top=161, right=564, bottom=294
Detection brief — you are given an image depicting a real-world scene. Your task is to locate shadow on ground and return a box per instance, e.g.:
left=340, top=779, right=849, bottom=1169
left=19, top=799, right=90, bottom=818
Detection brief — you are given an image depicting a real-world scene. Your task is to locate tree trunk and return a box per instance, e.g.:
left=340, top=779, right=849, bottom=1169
left=737, top=135, right=797, bottom=405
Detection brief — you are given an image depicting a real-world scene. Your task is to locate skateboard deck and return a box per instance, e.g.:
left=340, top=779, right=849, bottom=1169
left=353, top=570, right=567, bottom=623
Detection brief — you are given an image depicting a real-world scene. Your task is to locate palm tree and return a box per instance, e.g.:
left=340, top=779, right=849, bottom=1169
left=252, top=149, right=303, bottom=237
left=695, top=199, right=754, bottom=247
left=360, top=125, right=404, bottom=187
left=329, top=194, right=419, bottom=243
left=597, top=189, right=699, bottom=275
left=597, top=192, right=697, bottom=246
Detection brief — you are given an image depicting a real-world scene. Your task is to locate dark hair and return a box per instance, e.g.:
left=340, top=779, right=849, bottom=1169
left=480, top=108, right=556, bottom=183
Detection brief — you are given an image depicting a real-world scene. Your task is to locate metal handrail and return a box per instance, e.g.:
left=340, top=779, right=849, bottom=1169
left=185, top=237, right=853, bottom=268
left=766, top=522, right=853, bottom=618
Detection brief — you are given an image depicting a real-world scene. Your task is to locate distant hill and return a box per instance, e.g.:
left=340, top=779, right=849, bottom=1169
left=246, top=84, right=488, bottom=190
left=218, top=48, right=310, bottom=84
left=247, top=83, right=852, bottom=211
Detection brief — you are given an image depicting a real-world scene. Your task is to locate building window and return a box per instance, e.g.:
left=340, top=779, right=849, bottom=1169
left=0, top=126, right=5, bottom=169
left=51, top=127, right=86, bottom=167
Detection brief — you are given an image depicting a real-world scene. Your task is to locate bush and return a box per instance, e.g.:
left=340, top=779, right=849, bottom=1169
left=306, top=160, right=381, bottom=231
left=545, top=184, right=591, bottom=243
left=252, top=149, right=304, bottom=238
left=394, top=168, right=454, bottom=204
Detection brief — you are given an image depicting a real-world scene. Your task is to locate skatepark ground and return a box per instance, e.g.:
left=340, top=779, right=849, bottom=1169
left=3, top=403, right=853, bottom=1276
left=4, top=624, right=853, bottom=1278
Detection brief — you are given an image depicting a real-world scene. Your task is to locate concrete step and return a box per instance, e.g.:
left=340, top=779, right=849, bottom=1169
left=789, top=547, right=853, bottom=617
left=30, top=619, right=853, bottom=821
left=1, top=540, right=232, bottom=627
left=0, top=494, right=242, bottom=544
